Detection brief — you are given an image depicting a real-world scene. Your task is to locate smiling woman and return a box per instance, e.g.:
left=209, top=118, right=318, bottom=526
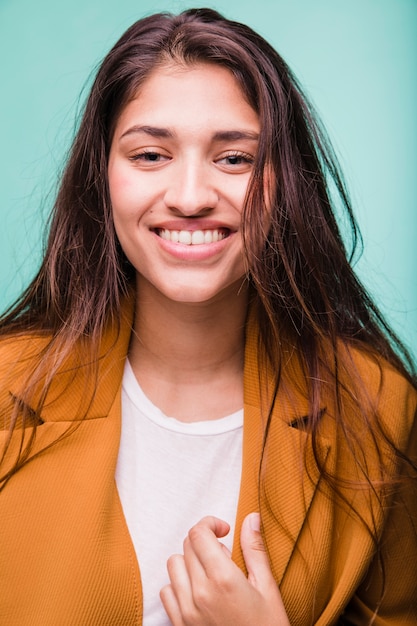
left=0, top=8, right=416, bottom=626
left=108, top=63, right=259, bottom=305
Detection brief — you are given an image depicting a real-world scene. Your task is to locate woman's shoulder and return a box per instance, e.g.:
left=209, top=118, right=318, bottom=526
left=0, top=331, right=48, bottom=372
left=342, top=342, right=416, bottom=405
left=336, top=341, right=417, bottom=449
left=0, top=333, right=51, bottom=421
left=0, top=332, right=50, bottom=381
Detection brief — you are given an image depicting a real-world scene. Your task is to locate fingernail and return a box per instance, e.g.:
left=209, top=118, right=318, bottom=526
left=249, top=512, right=261, bottom=532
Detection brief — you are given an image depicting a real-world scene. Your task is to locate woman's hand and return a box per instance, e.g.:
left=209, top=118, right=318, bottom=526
left=160, top=512, right=290, bottom=626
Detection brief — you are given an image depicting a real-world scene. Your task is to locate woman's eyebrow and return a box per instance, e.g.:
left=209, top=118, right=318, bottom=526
left=120, top=125, right=173, bottom=140
left=212, top=130, right=259, bottom=142
left=119, top=126, right=259, bottom=142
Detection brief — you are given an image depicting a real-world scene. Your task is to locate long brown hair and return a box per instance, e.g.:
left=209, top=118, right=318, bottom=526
left=1, top=7, right=416, bottom=564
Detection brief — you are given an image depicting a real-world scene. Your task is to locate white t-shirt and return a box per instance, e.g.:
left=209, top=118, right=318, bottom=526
left=115, top=360, right=243, bottom=626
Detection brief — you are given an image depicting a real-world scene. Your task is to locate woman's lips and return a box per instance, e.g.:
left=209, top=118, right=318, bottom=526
left=153, top=227, right=230, bottom=245
left=151, top=226, right=235, bottom=261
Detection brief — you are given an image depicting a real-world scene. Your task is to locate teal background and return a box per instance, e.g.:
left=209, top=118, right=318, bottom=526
left=1, top=0, right=416, bottom=359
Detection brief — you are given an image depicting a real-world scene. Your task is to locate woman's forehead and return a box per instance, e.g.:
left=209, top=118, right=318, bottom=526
left=113, top=62, right=260, bottom=140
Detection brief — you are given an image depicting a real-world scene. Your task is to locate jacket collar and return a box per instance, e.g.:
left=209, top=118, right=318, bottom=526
left=9, top=295, right=313, bottom=426
left=8, top=294, right=329, bottom=582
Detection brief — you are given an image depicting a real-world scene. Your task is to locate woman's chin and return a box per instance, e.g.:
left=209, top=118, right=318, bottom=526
left=136, top=274, right=248, bottom=308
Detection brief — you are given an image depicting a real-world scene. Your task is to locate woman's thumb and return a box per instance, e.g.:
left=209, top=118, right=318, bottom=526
left=241, top=513, right=290, bottom=624
left=240, top=512, right=275, bottom=589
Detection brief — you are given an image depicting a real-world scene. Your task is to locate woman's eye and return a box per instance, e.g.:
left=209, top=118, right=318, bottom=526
left=218, top=152, right=254, bottom=168
left=130, top=151, right=170, bottom=164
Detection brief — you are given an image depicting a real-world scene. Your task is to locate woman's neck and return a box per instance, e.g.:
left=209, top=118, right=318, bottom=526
left=128, top=278, right=249, bottom=422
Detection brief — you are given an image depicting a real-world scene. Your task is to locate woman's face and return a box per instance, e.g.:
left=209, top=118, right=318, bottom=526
left=108, top=62, right=260, bottom=306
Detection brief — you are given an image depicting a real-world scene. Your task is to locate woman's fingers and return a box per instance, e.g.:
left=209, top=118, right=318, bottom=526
left=162, top=553, right=197, bottom=625
left=183, top=516, right=231, bottom=579
left=160, top=580, right=183, bottom=626
left=161, top=517, right=235, bottom=624
left=161, top=514, right=291, bottom=625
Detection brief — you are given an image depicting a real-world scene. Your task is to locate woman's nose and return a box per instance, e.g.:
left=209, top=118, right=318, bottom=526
left=163, top=161, right=219, bottom=216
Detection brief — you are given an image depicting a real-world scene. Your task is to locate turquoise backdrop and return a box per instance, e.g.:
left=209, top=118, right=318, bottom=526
left=0, top=0, right=416, bottom=359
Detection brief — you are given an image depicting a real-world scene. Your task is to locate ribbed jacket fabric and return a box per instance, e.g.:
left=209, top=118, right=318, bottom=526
left=0, top=297, right=416, bottom=625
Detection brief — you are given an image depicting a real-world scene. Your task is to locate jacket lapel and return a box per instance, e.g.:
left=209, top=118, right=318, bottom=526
left=232, top=312, right=331, bottom=584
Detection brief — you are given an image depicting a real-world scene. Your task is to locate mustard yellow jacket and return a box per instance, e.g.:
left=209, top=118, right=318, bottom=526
left=0, top=301, right=416, bottom=625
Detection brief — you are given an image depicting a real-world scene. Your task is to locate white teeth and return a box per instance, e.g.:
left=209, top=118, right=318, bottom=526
left=158, top=229, right=227, bottom=245
left=191, top=230, right=205, bottom=245
left=178, top=231, right=192, bottom=244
